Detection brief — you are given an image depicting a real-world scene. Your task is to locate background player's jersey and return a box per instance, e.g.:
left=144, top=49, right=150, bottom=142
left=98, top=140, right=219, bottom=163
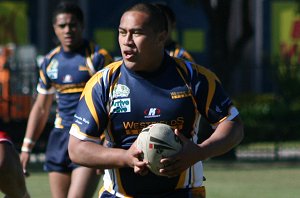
left=37, top=40, right=112, bottom=129
left=70, top=54, right=239, bottom=197
left=165, top=41, right=194, bottom=62
left=0, top=131, right=12, bottom=145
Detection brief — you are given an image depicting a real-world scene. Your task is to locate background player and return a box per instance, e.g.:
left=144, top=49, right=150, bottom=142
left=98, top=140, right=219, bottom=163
left=68, top=3, right=243, bottom=197
left=0, top=130, right=30, bottom=198
left=154, top=2, right=195, bottom=62
left=20, top=2, right=112, bottom=197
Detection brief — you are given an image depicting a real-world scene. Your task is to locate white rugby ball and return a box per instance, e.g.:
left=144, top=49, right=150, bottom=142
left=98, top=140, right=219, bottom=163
left=136, top=123, right=182, bottom=176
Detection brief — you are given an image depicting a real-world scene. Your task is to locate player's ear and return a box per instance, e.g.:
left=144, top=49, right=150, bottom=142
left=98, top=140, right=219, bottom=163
left=157, top=30, right=168, bottom=46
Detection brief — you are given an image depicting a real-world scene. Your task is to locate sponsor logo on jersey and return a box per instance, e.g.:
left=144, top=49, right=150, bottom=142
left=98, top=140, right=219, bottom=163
left=144, top=108, right=161, bottom=118
left=47, top=59, right=59, bottom=80
left=122, top=117, right=185, bottom=135
left=111, top=98, right=131, bottom=113
left=215, top=105, right=222, bottom=113
left=62, top=74, right=73, bottom=83
left=217, top=97, right=231, bottom=113
left=112, top=84, right=130, bottom=98
left=170, top=90, right=192, bottom=99
left=74, top=114, right=90, bottom=125
left=221, top=97, right=231, bottom=106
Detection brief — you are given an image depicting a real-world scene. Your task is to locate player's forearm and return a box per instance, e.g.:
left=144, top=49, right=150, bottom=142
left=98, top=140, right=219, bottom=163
left=25, top=103, right=50, bottom=140
left=68, top=135, right=129, bottom=169
left=22, top=100, right=51, bottom=153
left=197, top=116, right=244, bottom=160
left=24, top=94, right=53, bottom=141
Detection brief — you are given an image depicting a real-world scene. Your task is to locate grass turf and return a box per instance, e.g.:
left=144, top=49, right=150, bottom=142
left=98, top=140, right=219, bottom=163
left=203, top=161, right=300, bottom=198
left=1, top=161, right=300, bottom=198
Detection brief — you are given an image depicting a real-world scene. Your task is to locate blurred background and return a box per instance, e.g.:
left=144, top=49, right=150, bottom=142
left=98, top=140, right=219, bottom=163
left=0, top=0, right=300, bottom=162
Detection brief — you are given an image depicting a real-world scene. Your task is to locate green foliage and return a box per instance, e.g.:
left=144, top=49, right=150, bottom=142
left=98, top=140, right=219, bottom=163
left=273, top=43, right=300, bottom=103
left=249, top=40, right=300, bottom=144
left=276, top=62, right=300, bottom=103
left=235, top=93, right=300, bottom=143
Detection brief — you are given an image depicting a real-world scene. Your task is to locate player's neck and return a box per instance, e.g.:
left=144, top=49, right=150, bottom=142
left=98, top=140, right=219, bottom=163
left=62, top=39, right=84, bottom=52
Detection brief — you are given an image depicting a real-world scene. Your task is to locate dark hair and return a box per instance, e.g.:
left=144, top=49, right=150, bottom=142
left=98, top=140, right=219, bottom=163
left=52, top=2, right=84, bottom=25
left=153, top=3, right=176, bottom=25
left=125, top=3, right=167, bottom=33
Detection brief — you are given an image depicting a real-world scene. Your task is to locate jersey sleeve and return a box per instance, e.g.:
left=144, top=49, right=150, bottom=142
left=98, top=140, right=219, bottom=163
left=176, top=45, right=194, bottom=62
left=0, top=131, right=13, bottom=145
left=191, top=63, right=239, bottom=125
left=93, top=45, right=113, bottom=71
left=36, top=57, right=56, bottom=94
left=181, top=50, right=194, bottom=62
left=69, top=70, right=109, bottom=143
left=174, top=43, right=195, bottom=62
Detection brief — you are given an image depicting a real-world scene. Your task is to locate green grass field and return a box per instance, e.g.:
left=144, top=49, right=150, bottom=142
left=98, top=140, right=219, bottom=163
left=203, top=161, right=300, bottom=198
left=1, top=161, right=300, bottom=198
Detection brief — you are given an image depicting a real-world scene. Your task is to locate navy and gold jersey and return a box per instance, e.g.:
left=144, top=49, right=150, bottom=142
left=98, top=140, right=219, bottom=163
left=37, top=40, right=113, bottom=128
left=165, top=41, right=194, bottom=62
left=70, top=54, right=238, bottom=197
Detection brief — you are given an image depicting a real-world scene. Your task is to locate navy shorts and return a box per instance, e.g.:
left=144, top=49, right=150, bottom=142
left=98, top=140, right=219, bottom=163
left=44, top=127, right=79, bottom=172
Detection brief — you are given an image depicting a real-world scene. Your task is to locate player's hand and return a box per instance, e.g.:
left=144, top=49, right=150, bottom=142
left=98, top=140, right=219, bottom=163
left=159, top=129, right=200, bottom=177
left=20, top=151, right=31, bottom=177
left=127, top=141, right=149, bottom=176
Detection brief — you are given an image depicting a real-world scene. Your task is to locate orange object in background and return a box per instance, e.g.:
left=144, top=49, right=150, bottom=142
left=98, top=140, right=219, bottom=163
left=9, top=95, right=32, bottom=120
left=0, top=47, right=11, bottom=122
left=0, top=70, right=33, bottom=121
left=0, top=69, right=10, bottom=121
left=0, top=46, right=33, bottom=121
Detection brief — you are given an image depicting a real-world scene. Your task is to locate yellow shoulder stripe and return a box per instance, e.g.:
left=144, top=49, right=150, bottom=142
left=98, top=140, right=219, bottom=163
left=173, top=58, right=220, bottom=117
left=195, top=65, right=219, bottom=117
left=81, top=73, right=103, bottom=129
left=46, top=46, right=60, bottom=59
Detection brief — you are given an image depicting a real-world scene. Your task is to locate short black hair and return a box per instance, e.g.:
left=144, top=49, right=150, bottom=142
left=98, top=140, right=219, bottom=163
left=153, top=3, right=176, bottom=25
left=125, top=3, right=168, bottom=33
left=52, top=2, right=84, bottom=25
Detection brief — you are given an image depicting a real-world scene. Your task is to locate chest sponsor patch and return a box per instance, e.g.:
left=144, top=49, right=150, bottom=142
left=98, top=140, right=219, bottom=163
left=144, top=108, right=161, bottom=118
left=111, top=98, right=131, bottom=113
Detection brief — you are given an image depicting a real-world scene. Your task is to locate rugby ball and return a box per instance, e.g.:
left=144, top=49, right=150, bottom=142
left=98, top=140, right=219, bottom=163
left=136, top=123, right=183, bottom=176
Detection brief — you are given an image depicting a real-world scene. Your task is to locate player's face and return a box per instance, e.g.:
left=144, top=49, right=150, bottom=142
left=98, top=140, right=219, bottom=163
left=118, top=11, right=166, bottom=72
left=53, top=13, right=83, bottom=52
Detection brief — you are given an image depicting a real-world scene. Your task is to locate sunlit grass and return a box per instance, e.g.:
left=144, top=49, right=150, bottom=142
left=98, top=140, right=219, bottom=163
left=204, top=161, right=300, bottom=198
left=1, top=161, right=300, bottom=198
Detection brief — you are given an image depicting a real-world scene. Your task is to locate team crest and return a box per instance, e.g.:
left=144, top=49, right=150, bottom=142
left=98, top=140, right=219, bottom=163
left=47, top=59, right=59, bottom=80
left=112, top=84, right=130, bottom=98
